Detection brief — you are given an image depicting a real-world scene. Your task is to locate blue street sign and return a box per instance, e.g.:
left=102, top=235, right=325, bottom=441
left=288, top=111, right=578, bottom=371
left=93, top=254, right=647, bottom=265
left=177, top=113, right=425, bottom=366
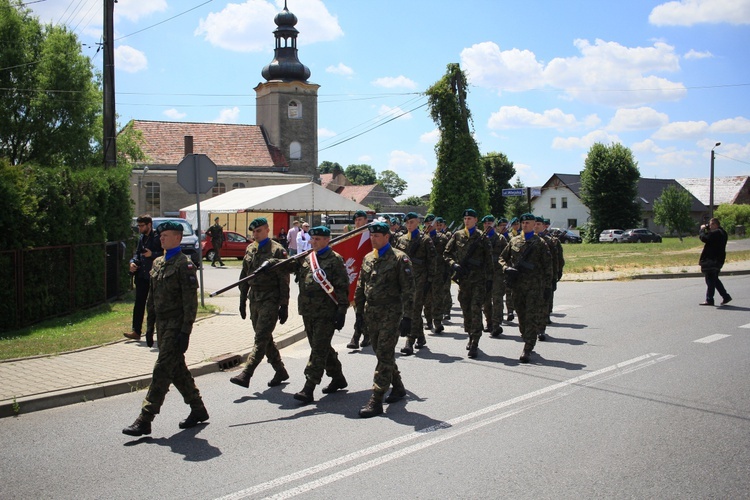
left=501, top=188, right=524, bottom=197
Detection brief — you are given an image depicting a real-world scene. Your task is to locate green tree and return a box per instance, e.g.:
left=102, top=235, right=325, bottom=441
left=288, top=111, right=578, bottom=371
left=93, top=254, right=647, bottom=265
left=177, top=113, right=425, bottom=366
left=653, top=185, right=694, bottom=241
left=318, top=160, right=343, bottom=175
left=580, top=142, right=641, bottom=242
left=0, top=1, right=100, bottom=167
left=426, top=63, right=487, bottom=222
left=505, top=177, right=528, bottom=220
left=399, top=195, right=425, bottom=206
left=345, top=164, right=377, bottom=185
left=482, top=151, right=516, bottom=218
left=715, top=204, right=750, bottom=235
left=377, top=169, right=408, bottom=198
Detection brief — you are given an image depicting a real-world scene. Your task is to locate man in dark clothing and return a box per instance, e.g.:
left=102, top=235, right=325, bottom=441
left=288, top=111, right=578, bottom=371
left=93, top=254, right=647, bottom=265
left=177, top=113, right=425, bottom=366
left=125, top=215, right=163, bottom=342
left=699, top=217, right=732, bottom=306
left=206, top=217, right=225, bottom=267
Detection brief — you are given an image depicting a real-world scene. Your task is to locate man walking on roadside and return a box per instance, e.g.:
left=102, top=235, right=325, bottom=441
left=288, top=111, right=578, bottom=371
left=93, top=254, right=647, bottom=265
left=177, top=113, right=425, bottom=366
left=287, top=220, right=301, bottom=256
left=699, top=217, right=732, bottom=306
left=124, top=215, right=163, bottom=342
left=122, top=221, right=208, bottom=436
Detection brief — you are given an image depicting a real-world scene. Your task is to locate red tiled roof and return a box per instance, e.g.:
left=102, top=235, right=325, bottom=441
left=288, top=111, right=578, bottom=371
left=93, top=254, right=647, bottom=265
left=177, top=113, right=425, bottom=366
left=338, top=184, right=377, bottom=203
left=126, top=120, right=288, bottom=168
left=320, top=173, right=333, bottom=188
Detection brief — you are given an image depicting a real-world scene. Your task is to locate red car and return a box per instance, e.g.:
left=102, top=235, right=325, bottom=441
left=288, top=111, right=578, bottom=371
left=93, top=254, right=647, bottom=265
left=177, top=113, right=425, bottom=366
left=202, top=231, right=250, bottom=261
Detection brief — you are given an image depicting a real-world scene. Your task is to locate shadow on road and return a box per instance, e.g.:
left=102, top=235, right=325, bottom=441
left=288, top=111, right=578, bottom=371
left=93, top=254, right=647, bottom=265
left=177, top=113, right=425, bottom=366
left=123, top=425, right=222, bottom=462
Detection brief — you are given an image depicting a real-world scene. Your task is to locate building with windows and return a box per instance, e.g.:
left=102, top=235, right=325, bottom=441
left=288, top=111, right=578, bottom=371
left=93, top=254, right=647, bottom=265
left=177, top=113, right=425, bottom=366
left=127, top=2, right=318, bottom=217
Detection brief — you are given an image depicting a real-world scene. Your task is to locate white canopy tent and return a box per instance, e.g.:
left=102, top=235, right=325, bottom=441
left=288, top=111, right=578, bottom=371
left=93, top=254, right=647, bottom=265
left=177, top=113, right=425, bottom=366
left=179, top=182, right=370, bottom=231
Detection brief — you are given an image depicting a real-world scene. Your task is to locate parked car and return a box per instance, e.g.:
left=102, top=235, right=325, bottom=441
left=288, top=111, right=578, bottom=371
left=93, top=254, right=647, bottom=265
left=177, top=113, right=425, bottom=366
left=132, top=217, right=201, bottom=266
left=550, top=228, right=582, bottom=243
left=599, top=229, right=625, bottom=243
left=202, top=231, right=250, bottom=261
left=621, top=228, right=662, bottom=243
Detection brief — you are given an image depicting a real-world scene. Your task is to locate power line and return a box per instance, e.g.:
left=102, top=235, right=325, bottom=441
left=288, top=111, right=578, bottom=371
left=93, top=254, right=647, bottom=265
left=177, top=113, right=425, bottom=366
left=715, top=152, right=750, bottom=166
left=114, top=0, right=214, bottom=41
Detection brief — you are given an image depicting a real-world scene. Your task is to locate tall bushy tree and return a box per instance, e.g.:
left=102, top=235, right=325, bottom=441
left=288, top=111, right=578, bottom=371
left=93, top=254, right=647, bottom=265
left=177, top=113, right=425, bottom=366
left=426, top=63, right=487, bottom=222
left=505, top=177, right=528, bottom=220
left=345, top=164, right=377, bottom=185
left=318, top=161, right=342, bottom=174
left=377, top=169, right=408, bottom=198
left=653, top=184, right=694, bottom=241
left=482, top=151, right=515, bottom=218
left=580, top=142, right=641, bottom=241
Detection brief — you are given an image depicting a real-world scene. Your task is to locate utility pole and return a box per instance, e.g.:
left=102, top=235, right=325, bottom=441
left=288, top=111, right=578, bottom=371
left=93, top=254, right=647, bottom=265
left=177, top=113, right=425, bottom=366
left=103, top=0, right=117, bottom=167
left=709, top=142, right=721, bottom=219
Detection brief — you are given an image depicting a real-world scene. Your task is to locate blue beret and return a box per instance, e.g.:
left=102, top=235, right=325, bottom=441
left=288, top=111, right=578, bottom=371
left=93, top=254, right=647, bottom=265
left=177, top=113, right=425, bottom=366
left=370, top=222, right=390, bottom=235
left=157, top=221, right=183, bottom=233
left=519, top=213, right=536, bottom=222
left=463, top=208, right=477, bottom=218
left=248, top=217, right=268, bottom=230
left=309, top=226, right=330, bottom=237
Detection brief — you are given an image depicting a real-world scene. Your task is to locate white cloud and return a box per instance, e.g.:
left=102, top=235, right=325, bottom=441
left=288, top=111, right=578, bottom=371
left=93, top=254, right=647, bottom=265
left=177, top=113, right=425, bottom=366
left=357, top=155, right=373, bottom=163
left=115, top=0, right=168, bottom=23
left=371, top=76, right=418, bottom=90
left=196, top=0, right=342, bottom=53
left=326, top=63, right=354, bottom=77
left=164, top=109, right=187, bottom=120
left=211, top=107, right=241, bottom=124
left=654, top=150, right=699, bottom=166
left=649, top=0, right=750, bottom=26
left=709, top=117, right=750, bottom=134
left=378, top=105, right=413, bottom=120
left=115, top=45, right=147, bottom=73
left=488, top=106, right=585, bottom=130
left=420, top=129, right=440, bottom=144
left=653, top=120, right=709, bottom=140
left=318, top=127, right=336, bottom=138
left=552, top=130, right=621, bottom=150
left=388, top=151, right=432, bottom=197
left=462, top=39, right=686, bottom=107
left=607, top=107, right=670, bottom=131
left=632, top=139, right=673, bottom=154
left=684, top=49, right=713, bottom=59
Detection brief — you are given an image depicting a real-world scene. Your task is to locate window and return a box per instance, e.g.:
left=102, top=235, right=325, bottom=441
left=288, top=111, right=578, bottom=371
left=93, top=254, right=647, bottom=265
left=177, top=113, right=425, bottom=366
left=567, top=219, right=577, bottom=229
left=288, top=101, right=301, bottom=119
left=145, top=181, right=160, bottom=214
left=290, top=141, right=302, bottom=160
left=232, top=182, right=246, bottom=189
left=550, top=197, right=557, bottom=209
left=212, top=182, right=226, bottom=197
left=561, top=197, right=568, bottom=209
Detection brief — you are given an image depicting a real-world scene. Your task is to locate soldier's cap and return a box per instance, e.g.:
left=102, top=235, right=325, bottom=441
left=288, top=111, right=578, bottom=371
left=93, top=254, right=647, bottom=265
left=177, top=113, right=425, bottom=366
left=509, top=217, right=519, bottom=225
left=424, top=213, right=436, bottom=222
left=156, top=221, right=183, bottom=233
left=353, top=210, right=367, bottom=220
left=497, top=217, right=509, bottom=224
left=405, top=212, right=419, bottom=221
left=214, top=217, right=220, bottom=221
left=389, top=217, right=400, bottom=225
left=481, top=215, right=495, bottom=223
left=370, top=222, right=390, bottom=235
left=543, top=218, right=551, bottom=225
left=435, top=216, right=445, bottom=223
left=309, top=226, right=331, bottom=237
left=519, top=213, right=536, bottom=222
left=535, top=216, right=544, bottom=223
left=463, top=208, right=478, bottom=218
left=248, top=217, right=268, bottom=230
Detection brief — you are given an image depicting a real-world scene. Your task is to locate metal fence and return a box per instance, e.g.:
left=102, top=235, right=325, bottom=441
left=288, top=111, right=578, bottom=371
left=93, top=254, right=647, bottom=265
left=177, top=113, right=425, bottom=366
left=0, top=241, right=128, bottom=331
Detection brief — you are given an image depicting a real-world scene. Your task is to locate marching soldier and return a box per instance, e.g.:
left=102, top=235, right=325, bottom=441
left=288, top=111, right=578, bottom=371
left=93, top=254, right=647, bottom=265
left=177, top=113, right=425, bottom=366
left=229, top=217, right=291, bottom=390
left=539, top=218, right=564, bottom=337
left=436, top=217, right=454, bottom=321
left=505, top=217, right=519, bottom=322
left=396, top=212, right=437, bottom=355
left=424, top=214, right=448, bottom=334
left=481, top=215, right=508, bottom=338
left=389, top=216, right=405, bottom=246
left=499, top=213, right=553, bottom=363
left=355, top=222, right=415, bottom=418
left=123, top=221, right=208, bottom=436
left=346, top=210, right=372, bottom=350
left=444, top=209, right=493, bottom=358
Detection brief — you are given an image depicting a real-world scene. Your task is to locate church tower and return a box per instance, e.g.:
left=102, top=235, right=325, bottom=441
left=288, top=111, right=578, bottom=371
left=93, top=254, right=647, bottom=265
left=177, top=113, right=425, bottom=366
left=255, top=1, right=319, bottom=180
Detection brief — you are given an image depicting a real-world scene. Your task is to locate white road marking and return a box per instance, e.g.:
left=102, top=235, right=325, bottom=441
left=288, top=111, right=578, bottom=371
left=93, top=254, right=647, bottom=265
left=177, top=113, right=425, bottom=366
left=214, top=353, right=673, bottom=500
left=739, top=323, right=750, bottom=329
left=694, top=334, right=731, bottom=343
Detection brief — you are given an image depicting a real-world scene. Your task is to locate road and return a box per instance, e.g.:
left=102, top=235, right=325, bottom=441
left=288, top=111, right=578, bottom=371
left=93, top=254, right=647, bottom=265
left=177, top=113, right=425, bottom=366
left=1, top=275, right=749, bottom=499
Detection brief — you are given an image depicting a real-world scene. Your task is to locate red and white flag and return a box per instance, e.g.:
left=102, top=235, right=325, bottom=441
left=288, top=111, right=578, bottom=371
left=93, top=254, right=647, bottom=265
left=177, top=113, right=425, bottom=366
left=334, top=229, right=372, bottom=302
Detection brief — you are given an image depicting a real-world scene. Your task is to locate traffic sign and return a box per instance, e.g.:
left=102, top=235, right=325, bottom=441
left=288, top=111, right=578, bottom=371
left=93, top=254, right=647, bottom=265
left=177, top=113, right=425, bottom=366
left=501, top=188, right=524, bottom=197
left=177, top=154, right=217, bottom=194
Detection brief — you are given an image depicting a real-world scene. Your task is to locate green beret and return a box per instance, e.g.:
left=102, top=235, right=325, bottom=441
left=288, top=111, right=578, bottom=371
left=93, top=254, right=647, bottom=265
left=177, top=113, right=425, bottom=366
left=156, top=221, right=183, bottom=233
left=405, top=212, right=419, bottom=221
left=498, top=217, right=508, bottom=223
left=543, top=218, right=551, bottom=225
left=353, top=210, right=367, bottom=220
left=370, top=222, right=390, bottom=235
left=509, top=217, right=519, bottom=225
left=435, top=217, right=445, bottom=223
left=309, top=226, right=330, bottom=237
left=248, top=217, right=268, bottom=230
left=463, top=208, right=478, bottom=218
left=424, top=213, right=435, bottom=222
left=519, top=213, right=536, bottom=222
left=535, top=216, right=544, bottom=222
left=389, top=217, right=400, bottom=225
left=481, top=215, right=495, bottom=223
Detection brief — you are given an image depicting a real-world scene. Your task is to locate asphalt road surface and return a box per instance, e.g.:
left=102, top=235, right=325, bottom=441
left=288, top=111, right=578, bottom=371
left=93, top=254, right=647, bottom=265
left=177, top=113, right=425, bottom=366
left=1, top=275, right=749, bottom=499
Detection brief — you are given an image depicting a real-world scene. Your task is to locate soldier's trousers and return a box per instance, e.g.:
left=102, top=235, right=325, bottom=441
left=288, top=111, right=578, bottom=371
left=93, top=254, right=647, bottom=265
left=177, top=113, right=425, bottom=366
left=506, top=288, right=514, bottom=314
left=511, top=284, right=545, bottom=347
left=302, top=315, right=343, bottom=385
left=407, top=275, right=429, bottom=340
left=365, top=307, right=403, bottom=395
left=142, top=327, right=203, bottom=416
left=441, top=274, right=453, bottom=317
left=242, top=300, right=285, bottom=374
left=458, top=278, right=486, bottom=339
left=482, top=272, right=506, bottom=328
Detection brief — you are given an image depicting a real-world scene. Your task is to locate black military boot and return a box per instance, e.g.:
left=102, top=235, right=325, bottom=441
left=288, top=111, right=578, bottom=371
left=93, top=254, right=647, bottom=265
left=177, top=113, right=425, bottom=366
left=491, top=325, right=504, bottom=338
left=179, top=405, right=209, bottom=429
left=229, top=368, right=254, bottom=388
left=519, top=343, right=533, bottom=363
left=433, top=318, right=444, bottom=334
left=268, top=367, right=290, bottom=387
left=358, top=392, right=384, bottom=418
left=507, top=311, right=515, bottom=322
left=400, top=338, right=415, bottom=356
left=122, top=413, right=152, bottom=436
left=415, top=335, right=426, bottom=349
left=321, top=375, right=348, bottom=394
left=538, top=332, right=547, bottom=341
left=385, top=380, right=406, bottom=403
left=346, top=331, right=361, bottom=349
left=360, top=333, right=371, bottom=348
left=483, top=322, right=491, bottom=332
left=293, top=380, right=316, bottom=404
left=467, top=338, right=479, bottom=359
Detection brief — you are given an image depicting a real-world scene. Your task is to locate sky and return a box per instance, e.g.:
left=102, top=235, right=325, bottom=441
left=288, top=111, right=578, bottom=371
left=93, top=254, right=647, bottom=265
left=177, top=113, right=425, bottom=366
left=27, top=0, right=750, bottom=199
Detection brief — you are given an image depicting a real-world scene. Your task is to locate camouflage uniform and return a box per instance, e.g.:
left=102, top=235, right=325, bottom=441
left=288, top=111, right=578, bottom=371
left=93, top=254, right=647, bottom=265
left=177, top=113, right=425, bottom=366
left=499, top=232, right=553, bottom=359
left=355, top=246, right=415, bottom=398
left=425, top=228, right=450, bottom=331
left=482, top=229, right=508, bottom=336
left=440, top=227, right=454, bottom=318
left=237, top=238, right=290, bottom=381
left=142, top=252, right=203, bottom=417
left=444, top=227, right=493, bottom=351
left=540, top=231, right=564, bottom=332
left=395, top=229, right=436, bottom=351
